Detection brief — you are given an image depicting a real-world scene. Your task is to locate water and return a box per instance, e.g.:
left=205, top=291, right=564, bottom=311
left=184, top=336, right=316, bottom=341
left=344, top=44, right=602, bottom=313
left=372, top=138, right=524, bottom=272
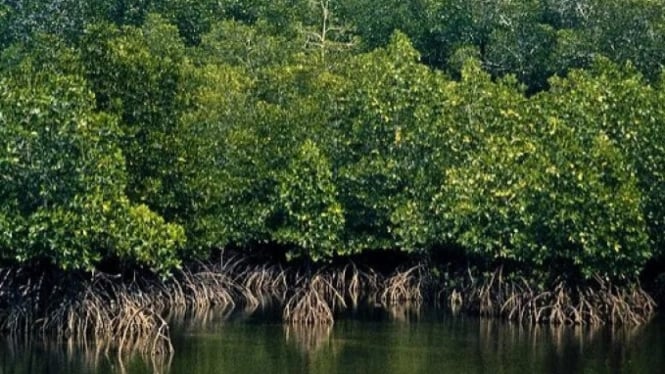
left=1, top=308, right=664, bottom=373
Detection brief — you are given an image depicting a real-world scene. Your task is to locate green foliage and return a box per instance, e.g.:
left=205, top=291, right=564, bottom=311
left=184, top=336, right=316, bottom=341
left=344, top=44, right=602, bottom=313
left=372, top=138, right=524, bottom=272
left=180, top=72, right=277, bottom=251
left=182, top=29, right=661, bottom=276
left=81, top=15, right=193, bottom=221
left=650, top=83, right=665, bottom=258
left=2, top=2, right=665, bottom=280
left=544, top=60, right=665, bottom=259
left=0, top=0, right=92, bottom=43
left=151, top=0, right=225, bottom=45
left=196, top=20, right=299, bottom=70
left=273, top=140, right=345, bottom=261
left=215, top=0, right=311, bottom=37
left=584, top=0, right=665, bottom=82
left=335, top=0, right=665, bottom=90
left=335, top=0, right=427, bottom=51
left=330, top=32, right=447, bottom=252
left=0, top=4, right=11, bottom=48
left=169, top=62, right=253, bottom=253
left=422, top=59, right=653, bottom=278
left=440, top=103, right=648, bottom=278
left=0, top=45, right=184, bottom=273
left=0, top=33, right=83, bottom=77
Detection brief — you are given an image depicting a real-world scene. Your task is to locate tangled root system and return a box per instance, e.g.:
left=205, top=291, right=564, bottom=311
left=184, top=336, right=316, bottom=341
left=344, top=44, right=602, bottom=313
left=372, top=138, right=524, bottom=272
left=283, top=273, right=344, bottom=325
left=442, top=268, right=656, bottom=325
left=0, top=257, right=658, bottom=365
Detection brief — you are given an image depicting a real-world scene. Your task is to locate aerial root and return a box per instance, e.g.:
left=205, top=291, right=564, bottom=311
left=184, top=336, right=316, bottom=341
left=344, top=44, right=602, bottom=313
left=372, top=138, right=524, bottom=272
left=380, top=265, right=424, bottom=308
left=283, top=272, right=345, bottom=325
left=443, top=268, right=656, bottom=325
left=1, top=258, right=657, bottom=365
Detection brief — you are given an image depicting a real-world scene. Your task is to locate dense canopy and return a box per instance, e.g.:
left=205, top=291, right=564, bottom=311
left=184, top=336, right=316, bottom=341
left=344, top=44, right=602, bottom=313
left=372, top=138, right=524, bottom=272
left=0, top=0, right=664, bottom=281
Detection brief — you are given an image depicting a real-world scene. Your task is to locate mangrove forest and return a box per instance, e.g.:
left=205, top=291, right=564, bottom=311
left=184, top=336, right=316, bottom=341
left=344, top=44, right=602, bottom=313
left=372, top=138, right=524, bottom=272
left=1, top=0, right=665, bottom=363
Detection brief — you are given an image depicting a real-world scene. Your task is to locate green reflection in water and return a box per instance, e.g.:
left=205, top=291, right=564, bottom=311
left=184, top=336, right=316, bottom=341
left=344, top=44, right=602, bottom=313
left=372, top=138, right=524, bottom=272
left=1, top=309, right=664, bottom=373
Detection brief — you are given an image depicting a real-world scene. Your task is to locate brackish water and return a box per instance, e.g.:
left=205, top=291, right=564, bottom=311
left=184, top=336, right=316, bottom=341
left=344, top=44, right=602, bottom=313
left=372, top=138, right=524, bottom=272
left=1, top=307, right=663, bottom=373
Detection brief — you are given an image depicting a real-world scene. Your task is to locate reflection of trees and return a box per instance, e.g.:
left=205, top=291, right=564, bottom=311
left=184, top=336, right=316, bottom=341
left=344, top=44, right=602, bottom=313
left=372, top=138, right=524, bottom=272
left=167, top=305, right=234, bottom=333
left=477, top=318, right=599, bottom=360
left=284, top=323, right=332, bottom=354
left=0, top=336, right=171, bottom=374
left=385, top=302, right=422, bottom=322
left=2, top=311, right=661, bottom=373
left=475, top=318, right=659, bottom=373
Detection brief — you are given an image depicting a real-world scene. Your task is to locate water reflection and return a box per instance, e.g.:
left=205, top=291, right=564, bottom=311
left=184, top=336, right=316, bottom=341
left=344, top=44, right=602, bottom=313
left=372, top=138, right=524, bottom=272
left=1, top=310, right=663, bottom=373
left=384, top=302, right=422, bottom=321
left=0, top=336, right=162, bottom=374
left=473, top=317, right=663, bottom=373
left=167, top=306, right=229, bottom=333
left=284, top=323, right=332, bottom=353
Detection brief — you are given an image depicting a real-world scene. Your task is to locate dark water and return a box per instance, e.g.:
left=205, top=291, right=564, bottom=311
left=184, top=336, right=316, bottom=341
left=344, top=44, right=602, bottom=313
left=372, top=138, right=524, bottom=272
left=1, top=308, right=664, bottom=374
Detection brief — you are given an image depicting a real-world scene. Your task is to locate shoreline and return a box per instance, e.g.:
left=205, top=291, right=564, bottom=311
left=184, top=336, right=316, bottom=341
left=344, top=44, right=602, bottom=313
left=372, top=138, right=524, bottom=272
left=0, top=251, right=659, bottom=360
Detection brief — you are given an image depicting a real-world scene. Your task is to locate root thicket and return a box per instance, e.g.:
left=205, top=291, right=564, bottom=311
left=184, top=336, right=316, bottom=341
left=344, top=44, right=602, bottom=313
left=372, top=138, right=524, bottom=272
left=239, top=263, right=288, bottom=311
left=443, top=268, right=656, bottom=325
left=0, top=260, right=253, bottom=360
left=0, top=257, right=659, bottom=367
left=42, top=275, right=173, bottom=358
left=283, top=273, right=345, bottom=325
left=380, top=265, right=424, bottom=308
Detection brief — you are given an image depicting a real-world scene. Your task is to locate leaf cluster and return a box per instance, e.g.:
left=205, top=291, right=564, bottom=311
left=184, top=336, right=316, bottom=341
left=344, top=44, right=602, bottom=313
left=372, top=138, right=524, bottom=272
left=1, top=1, right=665, bottom=281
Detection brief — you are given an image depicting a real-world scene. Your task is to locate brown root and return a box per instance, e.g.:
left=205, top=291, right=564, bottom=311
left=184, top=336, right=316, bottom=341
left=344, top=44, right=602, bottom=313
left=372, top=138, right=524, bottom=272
left=239, top=264, right=289, bottom=308
left=1, top=256, right=658, bottom=370
left=380, top=265, right=424, bottom=308
left=35, top=274, right=175, bottom=358
left=283, top=272, right=345, bottom=325
left=444, top=268, right=656, bottom=326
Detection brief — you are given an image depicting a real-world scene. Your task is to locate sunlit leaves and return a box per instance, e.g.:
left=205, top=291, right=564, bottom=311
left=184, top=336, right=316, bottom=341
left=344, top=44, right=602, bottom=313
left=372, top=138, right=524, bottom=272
left=274, top=140, right=345, bottom=261
left=2, top=3, right=665, bottom=280
left=0, top=56, right=184, bottom=274
left=81, top=15, right=193, bottom=220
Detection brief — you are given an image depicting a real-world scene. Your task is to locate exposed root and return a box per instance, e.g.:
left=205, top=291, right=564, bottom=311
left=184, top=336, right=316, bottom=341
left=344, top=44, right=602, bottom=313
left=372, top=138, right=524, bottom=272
left=449, top=289, right=463, bottom=312
left=239, top=264, right=288, bottom=309
left=0, top=260, right=248, bottom=361
left=283, top=273, right=345, bottom=325
left=0, top=256, right=659, bottom=370
left=380, top=265, right=424, bottom=308
left=37, top=275, right=174, bottom=358
left=441, top=268, right=656, bottom=325
left=177, top=264, right=238, bottom=313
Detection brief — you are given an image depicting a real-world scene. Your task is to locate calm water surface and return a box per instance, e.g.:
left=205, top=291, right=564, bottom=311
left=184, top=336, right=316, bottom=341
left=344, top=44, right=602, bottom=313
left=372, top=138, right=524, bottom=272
left=1, top=308, right=663, bottom=373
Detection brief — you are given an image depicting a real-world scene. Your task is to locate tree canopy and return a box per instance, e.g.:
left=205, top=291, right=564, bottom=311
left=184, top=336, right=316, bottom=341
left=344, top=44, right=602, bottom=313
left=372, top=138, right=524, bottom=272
left=1, top=0, right=664, bottom=280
